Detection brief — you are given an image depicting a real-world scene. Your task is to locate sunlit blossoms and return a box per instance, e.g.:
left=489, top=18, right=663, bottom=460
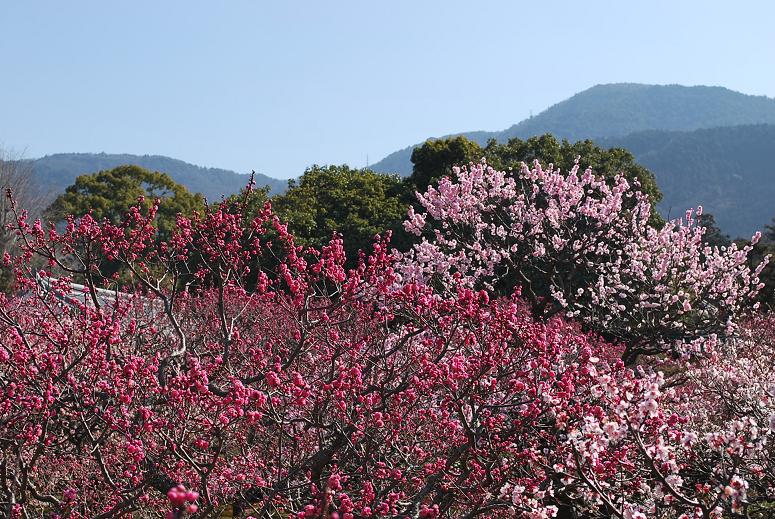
left=402, top=159, right=768, bottom=362
left=0, top=157, right=774, bottom=518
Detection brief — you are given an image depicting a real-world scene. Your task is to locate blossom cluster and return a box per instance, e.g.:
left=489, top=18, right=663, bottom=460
left=402, top=159, right=768, bottom=361
left=0, top=160, right=773, bottom=518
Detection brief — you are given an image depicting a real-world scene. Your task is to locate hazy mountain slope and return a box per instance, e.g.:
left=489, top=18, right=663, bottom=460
left=498, top=84, right=775, bottom=141
left=30, top=153, right=287, bottom=201
left=371, top=84, right=775, bottom=176
left=602, top=124, right=775, bottom=239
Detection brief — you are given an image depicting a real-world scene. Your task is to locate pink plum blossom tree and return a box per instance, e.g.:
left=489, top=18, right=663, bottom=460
left=402, top=159, right=769, bottom=363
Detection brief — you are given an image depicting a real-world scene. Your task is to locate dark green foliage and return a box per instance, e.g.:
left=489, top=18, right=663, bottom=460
left=408, top=135, right=662, bottom=211
left=744, top=239, right=775, bottom=309
left=41, top=166, right=204, bottom=286
left=224, top=183, right=271, bottom=220
left=748, top=218, right=775, bottom=309
left=29, top=153, right=285, bottom=202
left=483, top=135, right=662, bottom=206
left=409, top=136, right=484, bottom=189
left=697, top=213, right=731, bottom=248
left=46, top=165, right=204, bottom=235
left=272, top=165, right=410, bottom=262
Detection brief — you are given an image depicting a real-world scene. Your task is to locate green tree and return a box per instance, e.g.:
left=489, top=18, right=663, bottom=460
left=407, top=135, right=663, bottom=233
left=483, top=134, right=662, bottom=206
left=43, top=165, right=204, bottom=286
left=223, top=180, right=270, bottom=221
left=743, top=238, right=774, bottom=309
left=697, top=212, right=731, bottom=248
left=46, top=165, right=204, bottom=234
left=408, top=135, right=662, bottom=209
left=746, top=216, right=775, bottom=309
left=272, top=165, right=409, bottom=263
left=409, top=136, right=484, bottom=190
left=404, top=135, right=668, bottom=302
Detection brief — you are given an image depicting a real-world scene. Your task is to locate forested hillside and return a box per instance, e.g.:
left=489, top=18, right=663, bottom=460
left=28, top=153, right=286, bottom=201
left=20, top=86, right=775, bottom=237
left=499, top=83, right=775, bottom=142
left=369, top=84, right=775, bottom=236
left=371, top=83, right=775, bottom=176
left=602, top=124, right=775, bottom=238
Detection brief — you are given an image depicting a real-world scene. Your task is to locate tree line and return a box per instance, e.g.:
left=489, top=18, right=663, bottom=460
left=8, top=134, right=775, bottom=303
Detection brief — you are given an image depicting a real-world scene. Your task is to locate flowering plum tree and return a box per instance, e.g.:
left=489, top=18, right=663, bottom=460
left=0, top=193, right=632, bottom=518
left=402, top=159, right=768, bottom=363
left=0, top=155, right=773, bottom=519
left=556, top=315, right=775, bottom=518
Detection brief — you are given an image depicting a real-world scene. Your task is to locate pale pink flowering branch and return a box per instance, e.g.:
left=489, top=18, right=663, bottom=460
left=402, top=158, right=768, bottom=363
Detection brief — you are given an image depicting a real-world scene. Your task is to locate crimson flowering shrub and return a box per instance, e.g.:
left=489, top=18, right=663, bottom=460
left=0, top=159, right=774, bottom=518
left=0, top=194, right=623, bottom=518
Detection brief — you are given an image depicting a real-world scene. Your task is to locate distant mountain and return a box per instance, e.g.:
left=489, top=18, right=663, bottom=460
left=601, top=124, right=775, bottom=239
left=29, top=153, right=287, bottom=201
left=497, top=84, right=775, bottom=141
left=371, top=83, right=775, bottom=176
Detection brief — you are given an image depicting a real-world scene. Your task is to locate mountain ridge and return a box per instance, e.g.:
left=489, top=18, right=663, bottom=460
left=20, top=84, right=775, bottom=238
left=601, top=123, right=775, bottom=239
left=28, top=152, right=287, bottom=202
left=371, top=83, right=775, bottom=176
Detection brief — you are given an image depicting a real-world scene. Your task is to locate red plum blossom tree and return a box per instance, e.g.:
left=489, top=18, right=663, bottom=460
left=0, top=157, right=773, bottom=519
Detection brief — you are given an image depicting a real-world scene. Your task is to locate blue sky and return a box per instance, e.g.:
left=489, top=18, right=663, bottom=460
left=2, top=1, right=774, bottom=179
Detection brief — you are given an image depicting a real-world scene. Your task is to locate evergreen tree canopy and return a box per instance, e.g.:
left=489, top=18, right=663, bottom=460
left=408, top=135, right=662, bottom=209
left=272, top=165, right=409, bottom=260
left=46, top=164, right=204, bottom=234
